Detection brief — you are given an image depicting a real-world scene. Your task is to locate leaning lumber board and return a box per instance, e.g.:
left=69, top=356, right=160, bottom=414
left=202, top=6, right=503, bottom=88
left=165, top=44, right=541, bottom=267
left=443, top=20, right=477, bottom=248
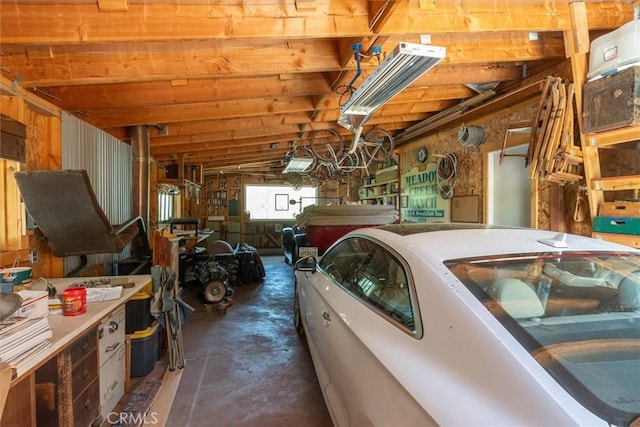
left=529, top=79, right=557, bottom=178
left=534, top=78, right=561, bottom=178
left=527, top=76, right=554, bottom=167
left=544, top=81, right=567, bottom=176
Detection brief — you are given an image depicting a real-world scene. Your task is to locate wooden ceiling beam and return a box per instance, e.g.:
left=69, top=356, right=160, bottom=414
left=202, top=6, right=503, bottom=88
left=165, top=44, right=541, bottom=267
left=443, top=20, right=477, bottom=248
left=160, top=150, right=290, bottom=169
left=150, top=117, right=415, bottom=158
left=4, top=40, right=343, bottom=87
left=72, top=66, right=522, bottom=131
left=40, top=74, right=332, bottom=110
left=150, top=125, right=305, bottom=147
left=83, top=96, right=317, bottom=128
left=151, top=114, right=314, bottom=137
left=127, top=108, right=428, bottom=143
left=151, top=134, right=302, bottom=156
left=7, top=33, right=564, bottom=88
left=0, top=2, right=372, bottom=44
left=369, top=1, right=401, bottom=33
left=150, top=117, right=416, bottom=148
left=374, top=1, right=634, bottom=34
left=3, top=2, right=630, bottom=46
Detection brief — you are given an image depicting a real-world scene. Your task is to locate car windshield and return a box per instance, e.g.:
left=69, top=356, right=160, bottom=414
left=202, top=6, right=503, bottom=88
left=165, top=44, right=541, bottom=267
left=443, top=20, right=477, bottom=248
left=445, top=251, right=640, bottom=426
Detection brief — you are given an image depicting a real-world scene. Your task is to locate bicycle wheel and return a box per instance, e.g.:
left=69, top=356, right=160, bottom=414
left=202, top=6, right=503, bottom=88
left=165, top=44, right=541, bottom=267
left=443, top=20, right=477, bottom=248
left=309, top=129, right=344, bottom=163
left=339, top=151, right=361, bottom=173
left=312, top=162, right=331, bottom=184
left=363, top=127, right=394, bottom=163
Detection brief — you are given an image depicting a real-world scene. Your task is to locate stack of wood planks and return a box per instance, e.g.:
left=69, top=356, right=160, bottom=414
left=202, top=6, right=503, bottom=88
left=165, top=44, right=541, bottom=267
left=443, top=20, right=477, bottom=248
left=527, top=76, right=583, bottom=184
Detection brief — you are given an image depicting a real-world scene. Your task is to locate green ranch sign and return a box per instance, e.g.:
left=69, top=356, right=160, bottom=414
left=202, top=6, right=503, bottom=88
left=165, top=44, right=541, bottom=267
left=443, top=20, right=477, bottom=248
left=401, top=165, right=450, bottom=222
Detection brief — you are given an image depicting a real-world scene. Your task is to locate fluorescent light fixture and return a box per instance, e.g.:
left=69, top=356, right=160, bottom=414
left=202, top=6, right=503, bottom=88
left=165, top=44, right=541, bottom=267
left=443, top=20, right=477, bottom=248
left=283, top=157, right=314, bottom=174
left=338, top=42, right=446, bottom=132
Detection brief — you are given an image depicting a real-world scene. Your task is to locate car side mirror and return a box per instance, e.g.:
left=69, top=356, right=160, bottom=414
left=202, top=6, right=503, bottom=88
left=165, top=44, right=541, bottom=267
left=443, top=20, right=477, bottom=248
left=295, top=256, right=317, bottom=273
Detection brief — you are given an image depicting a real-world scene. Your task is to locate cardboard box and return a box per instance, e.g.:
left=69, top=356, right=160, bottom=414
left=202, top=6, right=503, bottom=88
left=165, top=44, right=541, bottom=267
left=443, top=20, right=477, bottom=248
left=12, top=290, right=49, bottom=318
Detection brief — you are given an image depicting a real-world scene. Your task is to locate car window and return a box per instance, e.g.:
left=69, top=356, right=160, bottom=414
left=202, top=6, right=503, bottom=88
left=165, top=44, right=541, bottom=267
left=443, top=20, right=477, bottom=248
left=445, top=252, right=640, bottom=426
left=320, top=237, right=415, bottom=331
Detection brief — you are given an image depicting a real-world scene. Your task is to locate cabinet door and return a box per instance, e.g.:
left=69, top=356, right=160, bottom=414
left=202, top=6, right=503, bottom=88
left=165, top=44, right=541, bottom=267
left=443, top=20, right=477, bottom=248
left=3, top=375, right=36, bottom=427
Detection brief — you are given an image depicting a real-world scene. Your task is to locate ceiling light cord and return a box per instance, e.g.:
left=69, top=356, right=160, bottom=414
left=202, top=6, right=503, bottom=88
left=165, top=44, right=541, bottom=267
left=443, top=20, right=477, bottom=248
left=346, top=43, right=363, bottom=94
left=336, top=43, right=382, bottom=108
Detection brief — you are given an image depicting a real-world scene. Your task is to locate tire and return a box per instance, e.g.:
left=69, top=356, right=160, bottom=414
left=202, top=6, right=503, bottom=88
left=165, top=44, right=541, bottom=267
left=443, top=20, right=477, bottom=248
left=253, top=251, right=265, bottom=279
left=202, top=280, right=227, bottom=303
left=310, top=128, right=344, bottom=162
left=363, top=127, right=394, bottom=162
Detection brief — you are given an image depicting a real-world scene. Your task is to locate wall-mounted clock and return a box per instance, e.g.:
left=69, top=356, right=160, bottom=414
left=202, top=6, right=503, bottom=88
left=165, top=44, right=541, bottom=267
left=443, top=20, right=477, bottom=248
left=417, top=146, right=428, bottom=163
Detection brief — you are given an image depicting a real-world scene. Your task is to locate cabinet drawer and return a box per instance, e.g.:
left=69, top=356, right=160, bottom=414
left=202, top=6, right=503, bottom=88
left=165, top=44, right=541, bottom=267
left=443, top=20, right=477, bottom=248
left=71, top=348, right=98, bottom=397
left=69, top=329, right=97, bottom=364
left=98, top=306, right=125, bottom=366
left=72, top=378, right=100, bottom=427
left=100, top=344, right=126, bottom=421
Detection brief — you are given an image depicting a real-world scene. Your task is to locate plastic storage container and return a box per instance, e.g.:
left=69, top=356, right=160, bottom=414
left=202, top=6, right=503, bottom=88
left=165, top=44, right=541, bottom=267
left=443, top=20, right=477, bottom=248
left=125, top=283, right=153, bottom=334
left=129, top=322, right=160, bottom=378
left=588, top=19, right=640, bottom=81
left=593, top=217, right=640, bottom=235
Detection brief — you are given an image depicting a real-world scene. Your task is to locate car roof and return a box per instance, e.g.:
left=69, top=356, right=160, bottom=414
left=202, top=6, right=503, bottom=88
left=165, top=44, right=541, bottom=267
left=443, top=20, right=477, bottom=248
left=351, top=223, right=639, bottom=262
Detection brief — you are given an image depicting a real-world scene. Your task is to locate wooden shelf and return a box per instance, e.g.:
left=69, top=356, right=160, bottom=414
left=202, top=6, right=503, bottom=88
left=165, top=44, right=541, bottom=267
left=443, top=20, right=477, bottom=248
left=592, top=175, right=640, bottom=191
left=359, top=178, right=399, bottom=206
left=586, top=126, right=640, bottom=147
left=592, top=232, right=640, bottom=249
left=205, top=175, right=244, bottom=244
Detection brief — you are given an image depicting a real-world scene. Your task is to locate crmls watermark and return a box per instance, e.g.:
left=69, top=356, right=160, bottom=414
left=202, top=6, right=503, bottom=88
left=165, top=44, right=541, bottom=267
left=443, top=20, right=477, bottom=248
left=107, top=411, right=160, bottom=425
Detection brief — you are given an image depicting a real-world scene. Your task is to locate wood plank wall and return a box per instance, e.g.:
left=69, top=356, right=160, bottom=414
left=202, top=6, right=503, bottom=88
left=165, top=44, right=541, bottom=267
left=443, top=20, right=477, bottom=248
left=0, top=76, right=64, bottom=277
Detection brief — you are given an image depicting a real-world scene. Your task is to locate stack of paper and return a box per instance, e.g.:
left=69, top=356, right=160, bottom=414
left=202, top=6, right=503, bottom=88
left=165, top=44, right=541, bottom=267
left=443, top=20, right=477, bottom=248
left=0, top=317, right=52, bottom=377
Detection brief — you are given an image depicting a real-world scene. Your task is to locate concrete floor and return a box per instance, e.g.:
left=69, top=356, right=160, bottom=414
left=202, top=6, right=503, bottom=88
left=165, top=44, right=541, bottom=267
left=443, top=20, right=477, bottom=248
left=165, top=255, right=333, bottom=427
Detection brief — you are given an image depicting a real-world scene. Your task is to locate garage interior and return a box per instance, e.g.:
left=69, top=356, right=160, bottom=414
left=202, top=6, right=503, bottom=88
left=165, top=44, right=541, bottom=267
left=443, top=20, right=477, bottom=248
left=0, top=1, right=639, bottom=426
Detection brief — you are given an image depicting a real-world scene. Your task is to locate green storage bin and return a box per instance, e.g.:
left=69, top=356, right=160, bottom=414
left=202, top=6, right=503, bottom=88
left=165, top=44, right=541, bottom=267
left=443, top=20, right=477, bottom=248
left=593, top=217, right=640, bottom=236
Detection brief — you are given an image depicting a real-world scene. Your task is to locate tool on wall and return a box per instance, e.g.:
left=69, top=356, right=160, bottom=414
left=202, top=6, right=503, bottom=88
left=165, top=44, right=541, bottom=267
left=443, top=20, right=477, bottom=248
left=573, top=187, right=589, bottom=223
left=435, top=152, right=458, bottom=200
left=457, top=124, right=485, bottom=151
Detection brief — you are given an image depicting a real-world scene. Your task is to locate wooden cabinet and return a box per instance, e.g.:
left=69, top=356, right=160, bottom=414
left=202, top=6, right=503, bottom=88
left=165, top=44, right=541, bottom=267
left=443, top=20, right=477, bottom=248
left=97, top=306, right=126, bottom=421
left=0, top=276, right=152, bottom=427
left=34, top=328, right=99, bottom=427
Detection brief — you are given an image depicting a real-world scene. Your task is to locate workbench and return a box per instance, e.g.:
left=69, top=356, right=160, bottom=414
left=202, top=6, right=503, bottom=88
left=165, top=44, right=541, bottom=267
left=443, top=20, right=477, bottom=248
left=0, top=275, right=152, bottom=427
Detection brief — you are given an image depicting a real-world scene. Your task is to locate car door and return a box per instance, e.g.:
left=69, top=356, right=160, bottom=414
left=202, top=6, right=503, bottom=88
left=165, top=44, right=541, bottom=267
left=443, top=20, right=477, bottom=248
left=297, top=238, right=372, bottom=420
left=296, top=261, right=333, bottom=389
left=319, top=238, right=434, bottom=426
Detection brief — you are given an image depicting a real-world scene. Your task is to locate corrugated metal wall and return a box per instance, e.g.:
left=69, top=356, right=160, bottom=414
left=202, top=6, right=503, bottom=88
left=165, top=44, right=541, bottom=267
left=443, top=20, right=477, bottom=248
left=61, top=111, right=133, bottom=275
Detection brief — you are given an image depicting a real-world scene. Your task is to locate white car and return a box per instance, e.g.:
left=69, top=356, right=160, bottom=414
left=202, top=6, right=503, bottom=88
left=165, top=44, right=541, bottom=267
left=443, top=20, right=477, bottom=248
left=293, top=223, right=640, bottom=427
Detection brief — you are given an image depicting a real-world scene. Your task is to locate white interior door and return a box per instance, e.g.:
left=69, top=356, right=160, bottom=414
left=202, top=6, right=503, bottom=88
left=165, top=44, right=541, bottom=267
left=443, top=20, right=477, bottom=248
left=487, top=144, right=531, bottom=227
